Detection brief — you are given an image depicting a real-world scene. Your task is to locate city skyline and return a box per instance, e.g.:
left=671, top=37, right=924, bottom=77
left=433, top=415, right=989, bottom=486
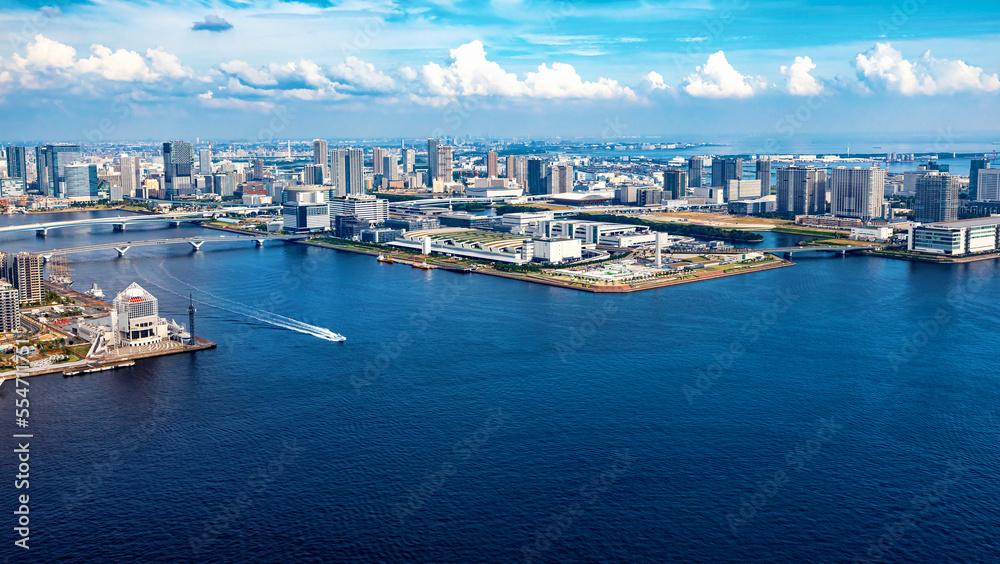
left=0, top=1, right=999, bottom=140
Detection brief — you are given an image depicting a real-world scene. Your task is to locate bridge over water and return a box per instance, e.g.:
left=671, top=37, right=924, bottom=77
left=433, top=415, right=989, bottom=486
left=36, top=235, right=305, bottom=258
left=4, top=208, right=280, bottom=237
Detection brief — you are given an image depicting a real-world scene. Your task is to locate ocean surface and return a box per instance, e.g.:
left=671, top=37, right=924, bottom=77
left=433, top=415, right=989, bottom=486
left=2, top=210, right=999, bottom=563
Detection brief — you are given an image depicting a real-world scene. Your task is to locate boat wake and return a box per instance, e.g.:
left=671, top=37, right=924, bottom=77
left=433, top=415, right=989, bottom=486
left=135, top=264, right=346, bottom=342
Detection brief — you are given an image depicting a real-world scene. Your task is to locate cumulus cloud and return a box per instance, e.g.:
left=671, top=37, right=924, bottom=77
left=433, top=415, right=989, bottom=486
left=781, top=56, right=823, bottom=96
left=146, top=48, right=193, bottom=79
left=11, top=35, right=76, bottom=72
left=192, top=15, right=233, bottom=33
left=330, top=56, right=395, bottom=93
left=219, top=60, right=278, bottom=87
left=855, top=42, right=1000, bottom=95
left=76, top=44, right=156, bottom=82
left=645, top=71, right=670, bottom=91
left=683, top=51, right=765, bottom=98
left=419, top=40, right=634, bottom=100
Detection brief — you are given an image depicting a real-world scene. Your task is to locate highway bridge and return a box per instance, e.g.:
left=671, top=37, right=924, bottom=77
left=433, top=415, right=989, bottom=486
left=4, top=209, right=279, bottom=237
left=36, top=235, right=306, bottom=258
left=758, top=245, right=882, bottom=256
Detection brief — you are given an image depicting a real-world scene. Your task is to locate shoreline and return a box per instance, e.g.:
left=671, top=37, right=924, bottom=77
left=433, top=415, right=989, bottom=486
left=863, top=249, right=1000, bottom=263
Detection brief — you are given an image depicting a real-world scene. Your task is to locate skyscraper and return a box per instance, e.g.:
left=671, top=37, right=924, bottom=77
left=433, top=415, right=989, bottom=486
left=663, top=169, right=688, bottom=200
left=830, top=167, right=885, bottom=221
left=756, top=158, right=772, bottom=194
left=303, top=164, right=324, bottom=185
left=437, top=146, right=454, bottom=184
left=974, top=169, right=1000, bottom=201
left=776, top=165, right=827, bottom=215
left=402, top=148, right=415, bottom=174
left=251, top=158, right=265, bottom=181
left=313, top=139, right=328, bottom=179
left=40, top=144, right=82, bottom=197
left=35, top=146, right=49, bottom=194
left=426, top=138, right=440, bottom=187
left=383, top=155, right=400, bottom=181
left=514, top=157, right=528, bottom=187
left=5, top=146, right=26, bottom=181
left=688, top=157, right=704, bottom=188
left=199, top=147, right=213, bottom=175
left=372, top=147, right=387, bottom=176
left=711, top=157, right=743, bottom=188
left=969, top=158, right=989, bottom=201
left=548, top=164, right=574, bottom=194
left=330, top=149, right=348, bottom=197
left=163, top=141, right=194, bottom=199
left=65, top=163, right=99, bottom=201
left=506, top=155, right=517, bottom=181
left=346, top=148, right=364, bottom=195
left=487, top=152, right=498, bottom=179
left=527, top=158, right=547, bottom=196
left=915, top=172, right=959, bottom=223
left=0, top=252, right=43, bottom=306
left=119, top=155, right=141, bottom=197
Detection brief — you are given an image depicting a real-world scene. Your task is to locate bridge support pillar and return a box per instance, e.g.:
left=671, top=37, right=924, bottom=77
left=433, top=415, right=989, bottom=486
left=114, top=246, right=131, bottom=257
left=113, top=224, right=125, bottom=232
left=255, top=239, right=265, bottom=247
left=40, top=254, right=52, bottom=263
left=189, top=241, right=204, bottom=251
left=171, top=221, right=181, bottom=227
left=839, top=250, right=846, bottom=257
left=36, top=229, right=47, bottom=238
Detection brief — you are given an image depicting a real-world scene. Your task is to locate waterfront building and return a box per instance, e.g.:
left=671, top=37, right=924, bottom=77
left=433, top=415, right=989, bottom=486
left=663, top=169, right=687, bottom=200
left=969, top=159, right=988, bottom=200
left=850, top=226, right=893, bottom=242
left=361, top=229, right=404, bottom=244
left=41, top=144, right=82, bottom=197
left=0, top=252, right=43, bottom=305
left=915, top=172, right=959, bottom=223
left=728, top=196, right=776, bottom=216
left=687, top=157, right=704, bottom=188
left=35, top=146, right=49, bottom=194
left=6, top=146, right=27, bottom=181
left=711, top=157, right=742, bottom=188
left=163, top=141, right=194, bottom=199
left=329, top=193, right=389, bottom=224
left=65, top=163, right=100, bottom=201
left=976, top=168, right=1000, bottom=201
left=385, top=217, right=441, bottom=231
left=756, top=158, right=772, bottom=194
left=0, top=281, right=20, bottom=333
left=532, top=238, right=582, bottom=264
left=908, top=217, right=1000, bottom=256
left=776, top=165, right=827, bottom=215
left=346, top=148, right=365, bottom=195
left=119, top=155, right=141, bottom=197
left=283, top=188, right=330, bottom=233
left=830, top=166, right=885, bottom=221
left=0, top=178, right=25, bottom=197
left=112, top=282, right=169, bottom=346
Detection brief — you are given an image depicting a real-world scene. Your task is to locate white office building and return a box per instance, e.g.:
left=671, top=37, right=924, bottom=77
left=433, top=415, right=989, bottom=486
left=329, top=193, right=389, bottom=224
left=976, top=169, right=1000, bottom=201
left=532, top=238, right=582, bottom=264
left=908, top=216, right=1000, bottom=255
left=113, top=282, right=169, bottom=346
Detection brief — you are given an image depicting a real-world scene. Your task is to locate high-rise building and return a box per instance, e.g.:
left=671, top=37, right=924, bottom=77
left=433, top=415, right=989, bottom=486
left=0, top=281, right=20, bottom=333
left=303, top=164, right=324, bottom=185
left=163, top=141, right=194, bottom=199
left=0, top=252, right=43, bottom=306
left=65, top=163, right=100, bottom=201
left=663, top=169, right=688, bottom=200
left=711, top=157, right=743, bottom=188
left=40, top=144, right=82, bottom=197
left=402, top=148, right=415, bottom=174
left=776, top=166, right=827, bottom=215
left=514, top=157, right=528, bottom=187
left=915, top=172, right=960, bottom=223
left=5, top=146, right=26, bottom=181
left=975, top=168, right=1000, bottom=201
left=346, top=148, right=364, bottom=195
left=426, top=138, right=440, bottom=187
left=487, top=152, right=498, bottom=179
left=383, top=155, right=400, bottom=181
left=756, top=158, right=772, bottom=194
left=830, top=167, right=885, bottom=221
left=527, top=158, right=547, bottom=196
left=312, top=139, right=328, bottom=180
left=35, top=146, right=49, bottom=194
left=725, top=179, right=763, bottom=202
left=437, top=146, right=454, bottom=184
left=969, top=158, right=989, bottom=201
left=371, top=147, right=387, bottom=176
left=506, top=155, right=517, bottom=181
left=118, top=155, right=141, bottom=197
left=329, top=149, right=348, bottom=198
left=199, top=147, right=213, bottom=175
left=548, top=164, right=574, bottom=194
left=251, top=158, right=265, bottom=181
left=688, top=157, right=704, bottom=188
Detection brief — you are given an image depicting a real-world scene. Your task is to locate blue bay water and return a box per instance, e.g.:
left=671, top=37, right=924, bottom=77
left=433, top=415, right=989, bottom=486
left=1, top=211, right=999, bottom=563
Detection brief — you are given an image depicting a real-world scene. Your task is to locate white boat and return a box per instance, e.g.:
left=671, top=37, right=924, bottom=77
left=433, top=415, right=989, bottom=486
left=85, top=283, right=105, bottom=299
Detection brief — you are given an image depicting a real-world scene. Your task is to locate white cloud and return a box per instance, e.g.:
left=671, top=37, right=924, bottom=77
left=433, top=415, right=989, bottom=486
left=419, top=40, right=634, bottom=100
left=76, top=44, right=157, bottom=82
left=146, top=48, right=193, bottom=79
left=330, top=56, right=395, bottom=93
left=682, top=51, right=765, bottom=98
left=219, top=60, right=278, bottom=86
left=398, top=66, right=418, bottom=81
left=781, top=56, right=823, bottom=96
left=645, top=71, right=670, bottom=91
left=11, top=35, right=77, bottom=72
left=855, top=42, right=1000, bottom=95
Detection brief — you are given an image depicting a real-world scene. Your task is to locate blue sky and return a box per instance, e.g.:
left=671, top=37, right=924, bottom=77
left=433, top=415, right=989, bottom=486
left=1, top=0, right=998, bottom=143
